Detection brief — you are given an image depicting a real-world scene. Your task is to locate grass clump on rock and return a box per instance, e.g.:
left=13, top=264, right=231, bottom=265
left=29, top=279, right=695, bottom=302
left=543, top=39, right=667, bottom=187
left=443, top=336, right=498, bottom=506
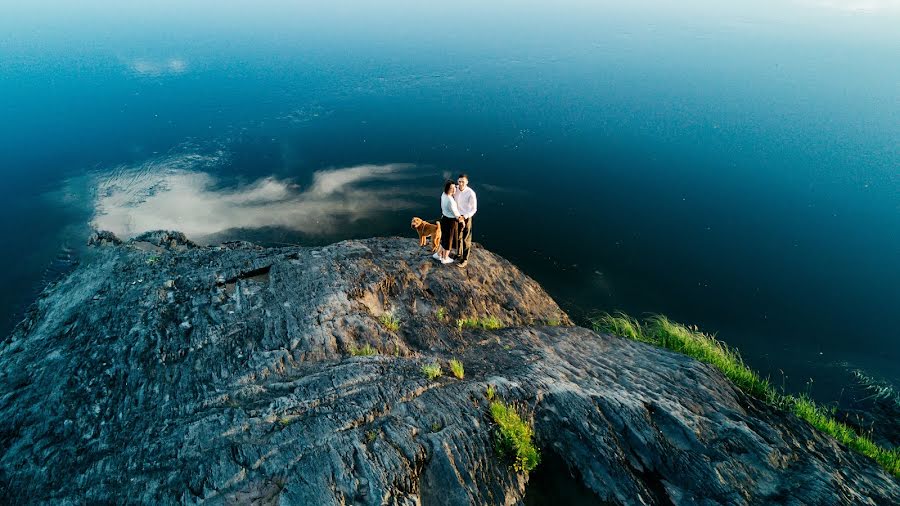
left=456, top=315, right=504, bottom=331
left=421, top=362, right=442, bottom=380
left=647, top=314, right=773, bottom=400
left=593, top=312, right=647, bottom=343
left=792, top=395, right=899, bottom=475
left=379, top=313, right=400, bottom=332
left=591, top=311, right=900, bottom=478
left=349, top=344, right=378, bottom=356
left=448, top=359, right=464, bottom=379
left=489, top=401, right=540, bottom=474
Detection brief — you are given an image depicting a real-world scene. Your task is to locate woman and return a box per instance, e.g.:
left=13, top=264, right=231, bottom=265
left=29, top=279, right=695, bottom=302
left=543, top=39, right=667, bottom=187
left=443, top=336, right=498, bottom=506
left=435, top=180, right=466, bottom=264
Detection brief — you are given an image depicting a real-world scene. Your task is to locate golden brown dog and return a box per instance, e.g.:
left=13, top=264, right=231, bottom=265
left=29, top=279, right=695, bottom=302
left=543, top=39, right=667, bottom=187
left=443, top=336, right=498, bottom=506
left=411, top=217, right=441, bottom=252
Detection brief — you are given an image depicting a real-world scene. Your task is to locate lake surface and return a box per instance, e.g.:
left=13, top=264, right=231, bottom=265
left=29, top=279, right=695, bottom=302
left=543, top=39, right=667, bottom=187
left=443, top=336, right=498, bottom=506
left=2, top=0, right=898, bottom=408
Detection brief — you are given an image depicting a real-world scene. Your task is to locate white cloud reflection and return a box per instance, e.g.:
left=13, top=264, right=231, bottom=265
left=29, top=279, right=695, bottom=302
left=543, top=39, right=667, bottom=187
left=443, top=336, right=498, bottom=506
left=89, top=153, right=421, bottom=242
left=128, top=58, right=189, bottom=77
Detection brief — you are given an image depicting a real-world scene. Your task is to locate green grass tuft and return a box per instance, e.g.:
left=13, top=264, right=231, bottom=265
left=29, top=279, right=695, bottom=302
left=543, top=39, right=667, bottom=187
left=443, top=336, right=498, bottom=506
left=421, top=362, right=442, bottom=380
left=489, top=401, right=540, bottom=473
left=379, top=313, right=400, bottom=332
left=644, top=315, right=774, bottom=400
left=349, top=344, right=378, bottom=356
left=591, top=311, right=648, bottom=342
left=457, top=316, right=504, bottom=331
left=448, top=359, right=465, bottom=379
left=791, top=395, right=900, bottom=476
left=590, top=311, right=900, bottom=478
left=435, top=307, right=448, bottom=322
left=485, top=385, right=496, bottom=401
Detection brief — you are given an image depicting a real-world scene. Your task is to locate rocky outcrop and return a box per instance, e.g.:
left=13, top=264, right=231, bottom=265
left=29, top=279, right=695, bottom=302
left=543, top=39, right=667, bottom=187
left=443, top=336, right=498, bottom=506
left=0, top=233, right=896, bottom=505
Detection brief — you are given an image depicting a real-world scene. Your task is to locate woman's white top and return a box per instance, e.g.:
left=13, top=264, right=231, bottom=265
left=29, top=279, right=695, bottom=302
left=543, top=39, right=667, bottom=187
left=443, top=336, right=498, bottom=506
left=441, top=192, right=461, bottom=218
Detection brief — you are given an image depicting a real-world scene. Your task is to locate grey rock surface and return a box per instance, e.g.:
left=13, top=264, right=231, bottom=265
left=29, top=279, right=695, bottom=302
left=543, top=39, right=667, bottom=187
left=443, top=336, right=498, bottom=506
left=0, top=233, right=896, bottom=505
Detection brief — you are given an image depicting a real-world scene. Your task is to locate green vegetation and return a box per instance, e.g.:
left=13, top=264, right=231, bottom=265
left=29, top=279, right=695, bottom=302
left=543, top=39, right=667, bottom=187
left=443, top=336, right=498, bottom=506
left=379, top=313, right=400, bottom=332
left=456, top=315, right=504, bottom=331
left=791, top=396, right=899, bottom=475
left=489, top=401, right=540, bottom=473
left=365, top=429, right=378, bottom=443
left=485, top=385, right=496, bottom=401
left=146, top=256, right=160, bottom=265
left=421, top=362, right=442, bottom=380
left=592, top=312, right=647, bottom=342
left=544, top=318, right=561, bottom=326
left=591, top=311, right=900, bottom=478
left=435, top=307, right=448, bottom=322
left=448, top=359, right=465, bottom=379
left=649, top=314, right=773, bottom=400
left=430, top=421, right=442, bottom=433
left=349, top=343, right=378, bottom=356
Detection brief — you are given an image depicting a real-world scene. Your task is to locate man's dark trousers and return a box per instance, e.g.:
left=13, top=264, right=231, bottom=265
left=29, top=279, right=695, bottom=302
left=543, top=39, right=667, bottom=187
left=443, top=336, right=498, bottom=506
left=459, top=217, right=473, bottom=262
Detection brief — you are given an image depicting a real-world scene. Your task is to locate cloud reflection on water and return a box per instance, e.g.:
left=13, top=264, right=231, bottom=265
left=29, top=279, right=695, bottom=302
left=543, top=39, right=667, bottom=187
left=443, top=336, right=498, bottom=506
left=89, top=154, right=422, bottom=243
left=127, top=58, right=189, bottom=77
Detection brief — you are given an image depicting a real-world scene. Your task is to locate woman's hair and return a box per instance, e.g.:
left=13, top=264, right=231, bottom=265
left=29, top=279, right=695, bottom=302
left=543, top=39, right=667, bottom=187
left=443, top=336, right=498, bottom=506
left=443, top=180, right=456, bottom=194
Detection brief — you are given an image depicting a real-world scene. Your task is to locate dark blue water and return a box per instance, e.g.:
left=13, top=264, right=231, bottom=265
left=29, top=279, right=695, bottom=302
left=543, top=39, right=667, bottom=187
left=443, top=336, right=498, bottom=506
left=2, top=1, right=898, bottom=406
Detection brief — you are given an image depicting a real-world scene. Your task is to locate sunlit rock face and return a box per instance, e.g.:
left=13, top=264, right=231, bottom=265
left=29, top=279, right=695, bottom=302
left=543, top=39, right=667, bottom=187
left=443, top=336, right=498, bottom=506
left=0, top=233, right=897, bottom=505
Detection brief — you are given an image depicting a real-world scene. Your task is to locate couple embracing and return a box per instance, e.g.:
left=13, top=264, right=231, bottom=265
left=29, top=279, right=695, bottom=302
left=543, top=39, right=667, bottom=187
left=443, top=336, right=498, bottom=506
left=434, top=173, right=477, bottom=267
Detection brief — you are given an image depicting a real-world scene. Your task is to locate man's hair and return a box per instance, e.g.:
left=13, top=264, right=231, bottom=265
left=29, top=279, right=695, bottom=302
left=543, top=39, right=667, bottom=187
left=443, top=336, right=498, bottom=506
left=443, top=180, right=456, bottom=194
left=457, top=173, right=469, bottom=181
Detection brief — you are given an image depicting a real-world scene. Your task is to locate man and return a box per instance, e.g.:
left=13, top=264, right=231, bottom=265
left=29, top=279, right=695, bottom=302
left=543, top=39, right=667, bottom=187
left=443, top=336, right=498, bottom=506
left=452, top=173, right=477, bottom=267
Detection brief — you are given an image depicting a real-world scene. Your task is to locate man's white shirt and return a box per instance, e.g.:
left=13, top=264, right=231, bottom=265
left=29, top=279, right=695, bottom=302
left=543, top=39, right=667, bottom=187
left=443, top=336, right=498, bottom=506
left=454, top=187, right=477, bottom=219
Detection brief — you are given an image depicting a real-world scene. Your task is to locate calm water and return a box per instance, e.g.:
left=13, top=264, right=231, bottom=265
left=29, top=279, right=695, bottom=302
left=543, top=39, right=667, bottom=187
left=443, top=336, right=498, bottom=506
left=2, top=1, right=898, bottom=407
